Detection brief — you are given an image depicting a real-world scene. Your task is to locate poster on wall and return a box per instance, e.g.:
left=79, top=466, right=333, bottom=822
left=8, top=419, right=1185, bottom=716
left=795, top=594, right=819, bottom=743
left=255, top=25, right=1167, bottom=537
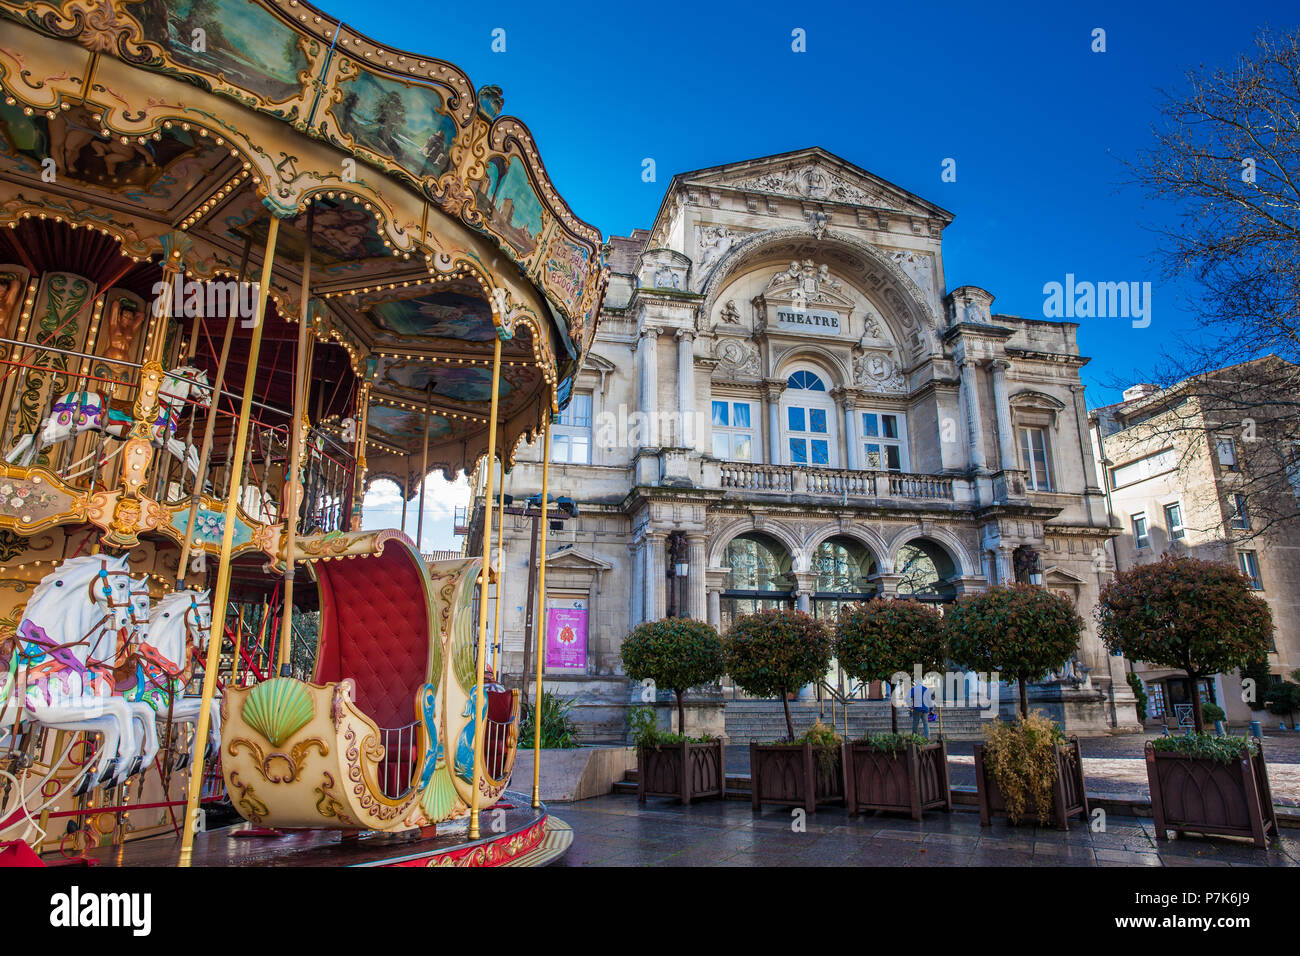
left=545, top=598, right=588, bottom=670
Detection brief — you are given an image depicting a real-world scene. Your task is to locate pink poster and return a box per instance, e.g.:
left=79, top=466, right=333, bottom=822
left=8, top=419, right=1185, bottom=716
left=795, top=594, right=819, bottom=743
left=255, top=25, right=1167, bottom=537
left=545, top=606, right=588, bottom=669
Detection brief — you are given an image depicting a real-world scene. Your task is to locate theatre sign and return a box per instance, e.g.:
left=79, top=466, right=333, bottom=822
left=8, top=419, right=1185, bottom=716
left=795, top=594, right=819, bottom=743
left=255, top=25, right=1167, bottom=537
left=775, top=307, right=842, bottom=334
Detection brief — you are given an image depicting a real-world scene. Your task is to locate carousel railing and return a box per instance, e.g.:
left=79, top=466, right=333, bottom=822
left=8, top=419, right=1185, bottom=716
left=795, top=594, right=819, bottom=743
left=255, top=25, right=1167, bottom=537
left=0, top=335, right=357, bottom=528
left=378, top=720, right=419, bottom=799
left=483, top=708, right=516, bottom=780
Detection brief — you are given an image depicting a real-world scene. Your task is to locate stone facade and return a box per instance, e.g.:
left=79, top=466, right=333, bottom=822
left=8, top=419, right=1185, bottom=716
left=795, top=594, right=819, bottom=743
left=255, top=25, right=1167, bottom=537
left=1091, top=373, right=1300, bottom=729
left=468, top=148, right=1140, bottom=741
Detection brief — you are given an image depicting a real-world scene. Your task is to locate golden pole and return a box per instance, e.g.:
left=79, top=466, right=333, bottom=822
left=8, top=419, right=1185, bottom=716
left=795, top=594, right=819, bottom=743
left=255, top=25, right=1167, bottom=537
left=532, top=415, right=551, bottom=808
left=416, top=383, right=431, bottom=550
left=279, top=203, right=314, bottom=675
left=468, top=334, right=502, bottom=840
left=175, top=235, right=253, bottom=588
left=178, top=214, right=281, bottom=867
left=491, top=468, right=506, bottom=674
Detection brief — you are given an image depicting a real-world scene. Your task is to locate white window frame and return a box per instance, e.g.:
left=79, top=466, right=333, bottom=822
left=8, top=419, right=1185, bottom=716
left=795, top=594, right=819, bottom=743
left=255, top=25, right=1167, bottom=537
left=1110, top=447, right=1177, bottom=489
left=1217, top=437, right=1238, bottom=471
left=1132, top=512, right=1150, bottom=550
left=1163, top=501, right=1185, bottom=541
left=711, top=398, right=759, bottom=463
left=1019, top=426, right=1054, bottom=491
left=551, top=392, right=592, bottom=465
left=780, top=368, right=837, bottom=468
left=860, top=409, right=908, bottom=472
left=1239, top=550, right=1262, bottom=590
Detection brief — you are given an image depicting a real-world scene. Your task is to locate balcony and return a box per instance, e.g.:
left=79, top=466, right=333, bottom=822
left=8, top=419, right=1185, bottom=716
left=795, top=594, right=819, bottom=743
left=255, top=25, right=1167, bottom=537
left=718, top=462, right=960, bottom=503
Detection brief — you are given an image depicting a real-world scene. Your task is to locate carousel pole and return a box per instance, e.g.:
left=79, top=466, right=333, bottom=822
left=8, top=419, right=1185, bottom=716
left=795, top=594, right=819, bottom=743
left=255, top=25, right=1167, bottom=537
left=178, top=213, right=282, bottom=867
left=468, top=334, right=502, bottom=840
left=491, top=464, right=507, bottom=673
left=349, top=381, right=369, bottom=530
left=175, top=234, right=253, bottom=589
left=278, top=203, right=314, bottom=675
left=400, top=464, right=409, bottom=533
left=416, top=383, right=431, bottom=550
left=531, top=415, right=551, bottom=809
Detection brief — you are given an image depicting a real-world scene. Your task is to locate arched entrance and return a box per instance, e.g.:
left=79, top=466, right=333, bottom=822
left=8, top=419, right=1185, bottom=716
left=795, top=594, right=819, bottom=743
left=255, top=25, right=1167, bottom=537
left=720, top=532, right=794, bottom=632
left=810, top=536, right=879, bottom=623
left=894, top=538, right=958, bottom=602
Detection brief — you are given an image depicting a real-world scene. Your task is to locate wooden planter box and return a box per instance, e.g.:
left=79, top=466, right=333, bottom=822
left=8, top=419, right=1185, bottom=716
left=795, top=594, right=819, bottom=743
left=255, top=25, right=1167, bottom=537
left=973, top=737, right=1089, bottom=829
left=1145, top=741, right=1277, bottom=848
left=750, top=742, right=843, bottom=813
left=637, top=739, right=725, bottom=805
left=843, top=738, right=952, bottom=821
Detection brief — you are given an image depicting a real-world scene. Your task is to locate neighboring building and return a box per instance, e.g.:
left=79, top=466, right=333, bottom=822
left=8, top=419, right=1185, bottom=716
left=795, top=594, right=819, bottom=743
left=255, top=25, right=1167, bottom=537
left=468, top=147, right=1139, bottom=741
left=1089, top=360, right=1300, bottom=728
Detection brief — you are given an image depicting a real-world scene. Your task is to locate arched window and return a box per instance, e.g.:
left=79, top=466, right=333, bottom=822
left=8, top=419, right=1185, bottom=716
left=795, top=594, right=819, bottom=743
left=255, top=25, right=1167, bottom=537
left=720, top=533, right=794, bottom=631
left=781, top=367, right=836, bottom=467
left=787, top=370, right=826, bottom=392
left=894, top=540, right=957, bottom=601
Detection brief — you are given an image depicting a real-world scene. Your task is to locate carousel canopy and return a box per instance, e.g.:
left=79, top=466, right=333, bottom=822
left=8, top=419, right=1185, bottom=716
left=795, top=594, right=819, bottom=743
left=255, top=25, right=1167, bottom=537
left=0, top=0, right=607, bottom=488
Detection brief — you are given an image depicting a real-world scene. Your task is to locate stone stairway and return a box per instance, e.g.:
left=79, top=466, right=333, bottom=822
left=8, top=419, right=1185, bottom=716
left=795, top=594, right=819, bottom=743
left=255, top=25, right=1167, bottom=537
left=723, top=699, right=989, bottom=742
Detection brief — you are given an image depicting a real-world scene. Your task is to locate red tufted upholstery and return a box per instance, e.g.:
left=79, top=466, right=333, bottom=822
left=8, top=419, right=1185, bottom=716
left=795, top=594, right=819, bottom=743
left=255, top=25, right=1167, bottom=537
left=314, top=544, right=429, bottom=737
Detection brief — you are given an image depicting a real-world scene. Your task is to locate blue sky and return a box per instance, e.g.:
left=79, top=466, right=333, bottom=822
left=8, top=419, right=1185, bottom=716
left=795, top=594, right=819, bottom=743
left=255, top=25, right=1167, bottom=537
left=347, top=0, right=1293, bottom=545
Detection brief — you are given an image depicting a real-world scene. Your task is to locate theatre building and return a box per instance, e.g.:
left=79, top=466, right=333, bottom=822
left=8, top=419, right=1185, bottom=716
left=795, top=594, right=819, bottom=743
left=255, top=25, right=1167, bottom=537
left=466, top=148, right=1140, bottom=740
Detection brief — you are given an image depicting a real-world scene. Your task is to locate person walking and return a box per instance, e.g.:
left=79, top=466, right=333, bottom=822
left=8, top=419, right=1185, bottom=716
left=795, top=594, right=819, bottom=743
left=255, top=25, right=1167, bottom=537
left=909, top=679, right=933, bottom=738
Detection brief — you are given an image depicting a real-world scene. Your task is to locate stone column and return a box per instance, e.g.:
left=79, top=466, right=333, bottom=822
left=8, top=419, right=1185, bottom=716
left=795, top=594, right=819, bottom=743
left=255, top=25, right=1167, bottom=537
left=676, top=329, right=695, bottom=448
left=687, top=533, right=707, bottom=620
left=644, top=531, right=667, bottom=622
left=636, top=327, right=660, bottom=448
left=996, top=546, right=1015, bottom=586
left=989, top=359, right=1017, bottom=472
left=761, top=378, right=787, bottom=464
left=794, top=570, right=817, bottom=614
left=959, top=359, right=988, bottom=471
left=833, top=387, right=858, bottom=471
left=706, top=567, right=729, bottom=633
left=629, top=541, right=645, bottom=626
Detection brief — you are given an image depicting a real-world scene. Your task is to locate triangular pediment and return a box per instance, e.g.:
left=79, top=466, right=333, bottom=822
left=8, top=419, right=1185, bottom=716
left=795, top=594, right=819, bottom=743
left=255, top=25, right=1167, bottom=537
left=1043, top=566, right=1087, bottom=587
left=544, top=546, right=613, bottom=572
left=673, top=148, right=953, bottom=221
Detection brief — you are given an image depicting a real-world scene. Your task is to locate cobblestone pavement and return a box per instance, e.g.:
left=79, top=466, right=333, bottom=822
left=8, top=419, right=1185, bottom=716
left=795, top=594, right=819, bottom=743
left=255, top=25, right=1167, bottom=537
left=550, top=794, right=1300, bottom=867
left=724, top=732, right=1300, bottom=805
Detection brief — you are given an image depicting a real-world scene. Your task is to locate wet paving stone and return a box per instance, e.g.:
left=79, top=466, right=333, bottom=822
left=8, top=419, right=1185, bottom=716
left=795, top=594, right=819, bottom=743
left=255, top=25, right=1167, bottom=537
left=549, top=793, right=1299, bottom=867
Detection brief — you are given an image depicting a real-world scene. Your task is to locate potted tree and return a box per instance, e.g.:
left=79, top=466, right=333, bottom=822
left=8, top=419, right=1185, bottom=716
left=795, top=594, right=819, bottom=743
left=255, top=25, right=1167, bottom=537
left=725, top=608, right=841, bottom=812
left=835, top=600, right=951, bottom=820
left=948, top=584, right=1088, bottom=829
left=620, top=618, right=727, bottom=805
left=974, top=711, right=1088, bottom=828
left=1097, top=555, right=1277, bottom=847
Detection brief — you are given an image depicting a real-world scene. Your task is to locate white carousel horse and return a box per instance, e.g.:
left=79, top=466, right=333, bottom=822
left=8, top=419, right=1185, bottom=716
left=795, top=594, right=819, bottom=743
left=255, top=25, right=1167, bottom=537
left=129, top=587, right=220, bottom=769
left=0, top=555, right=142, bottom=792
left=4, top=365, right=211, bottom=475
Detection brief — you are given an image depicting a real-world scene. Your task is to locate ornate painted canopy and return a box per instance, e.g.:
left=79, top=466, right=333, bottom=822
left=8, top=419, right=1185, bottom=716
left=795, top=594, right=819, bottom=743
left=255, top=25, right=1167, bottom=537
left=0, top=0, right=606, bottom=486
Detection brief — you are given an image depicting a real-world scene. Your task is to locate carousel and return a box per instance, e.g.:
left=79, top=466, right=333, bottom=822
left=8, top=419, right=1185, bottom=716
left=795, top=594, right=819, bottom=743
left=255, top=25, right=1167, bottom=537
left=0, top=0, right=604, bottom=866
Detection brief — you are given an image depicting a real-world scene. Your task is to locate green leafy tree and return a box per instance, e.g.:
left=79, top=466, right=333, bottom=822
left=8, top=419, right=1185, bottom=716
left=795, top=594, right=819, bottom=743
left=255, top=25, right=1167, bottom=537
left=620, top=618, right=725, bottom=735
left=948, top=584, right=1083, bottom=718
left=724, top=608, right=832, bottom=739
left=1096, top=554, right=1273, bottom=732
left=835, top=599, right=946, bottom=732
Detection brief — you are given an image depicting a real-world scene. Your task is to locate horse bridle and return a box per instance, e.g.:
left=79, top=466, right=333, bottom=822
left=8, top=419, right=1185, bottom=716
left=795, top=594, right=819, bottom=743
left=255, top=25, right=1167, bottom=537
left=82, top=560, right=134, bottom=663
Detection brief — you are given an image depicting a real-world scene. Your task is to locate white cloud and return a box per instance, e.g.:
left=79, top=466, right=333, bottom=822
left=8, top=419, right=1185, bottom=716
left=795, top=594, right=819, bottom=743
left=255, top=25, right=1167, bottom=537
left=361, top=473, right=471, bottom=552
